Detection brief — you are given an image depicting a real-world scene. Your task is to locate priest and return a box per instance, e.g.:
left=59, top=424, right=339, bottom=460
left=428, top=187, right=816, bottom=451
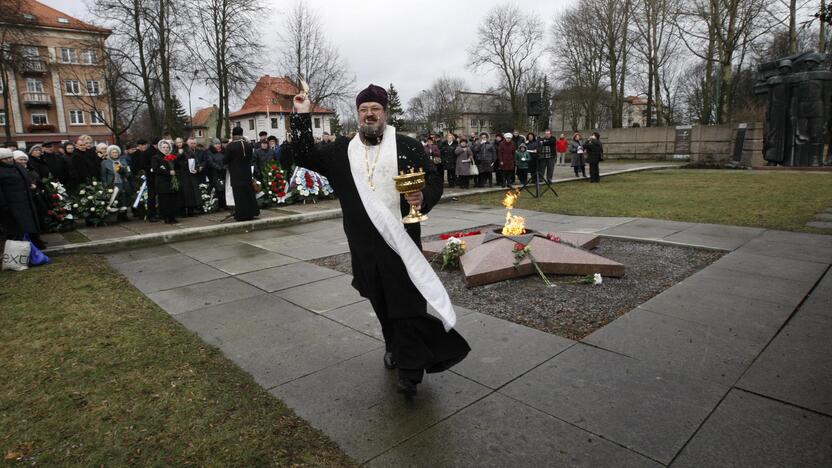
left=288, top=84, right=470, bottom=396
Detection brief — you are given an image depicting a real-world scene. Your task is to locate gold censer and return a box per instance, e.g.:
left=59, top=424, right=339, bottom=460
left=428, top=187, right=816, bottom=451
left=393, top=168, right=429, bottom=224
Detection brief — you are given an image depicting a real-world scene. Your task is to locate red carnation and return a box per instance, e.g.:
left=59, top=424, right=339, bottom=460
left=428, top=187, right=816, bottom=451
left=271, top=165, right=278, bottom=170
left=47, top=210, right=55, bottom=216
left=164, top=154, right=177, bottom=162
left=57, top=215, right=64, bottom=220
left=51, top=194, right=60, bottom=199
left=513, top=242, right=526, bottom=252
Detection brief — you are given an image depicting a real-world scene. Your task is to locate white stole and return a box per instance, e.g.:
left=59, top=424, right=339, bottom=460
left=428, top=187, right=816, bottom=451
left=347, top=126, right=457, bottom=331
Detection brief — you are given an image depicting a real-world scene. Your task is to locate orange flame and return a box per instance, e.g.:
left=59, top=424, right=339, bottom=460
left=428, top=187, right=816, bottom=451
left=501, top=189, right=526, bottom=236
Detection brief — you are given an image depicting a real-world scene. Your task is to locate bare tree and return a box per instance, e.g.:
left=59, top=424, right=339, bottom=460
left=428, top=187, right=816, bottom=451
left=592, top=0, right=633, bottom=128
left=277, top=1, right=355, bottom=109
left=676, top=0, right=770, bottom=123
left=469, top=4, right=544, bottom=127
left=0, top=0, right=35, bottom=140
left=184, top=0, right=263, bottom=139
left=631, top=0, right=680, bottom=127
left=551, top=1, right=609, bottom=129
left=407, top=76, right=467, bottom=134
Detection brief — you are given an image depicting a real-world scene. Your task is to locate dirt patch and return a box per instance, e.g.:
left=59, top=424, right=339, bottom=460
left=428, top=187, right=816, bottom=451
left=311, top=231, right=723, bottom=340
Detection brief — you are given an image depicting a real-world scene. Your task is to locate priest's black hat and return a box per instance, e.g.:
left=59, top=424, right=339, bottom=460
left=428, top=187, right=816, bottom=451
left=355, top=84, right=388, bottom=109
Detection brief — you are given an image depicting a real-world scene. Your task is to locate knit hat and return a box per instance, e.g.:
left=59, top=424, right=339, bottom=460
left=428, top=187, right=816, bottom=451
left=355, top=84, right=388, bottom=109
left=504, top=133, right=513, bottom=139
left=0, top=148, right=13, bottom=159
left=13, top=150, right=28, bottom=162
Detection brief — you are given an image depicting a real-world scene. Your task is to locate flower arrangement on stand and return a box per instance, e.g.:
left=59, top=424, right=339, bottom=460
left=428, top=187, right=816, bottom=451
left=72, top=181, right=118, bottom=226
left=199, top=183, right=219, bottom=213
left=262, top=162, right=291, bottom=206
left=289, top=166, right=333, bottom=202
left=42, top=178, right=75, bottom=232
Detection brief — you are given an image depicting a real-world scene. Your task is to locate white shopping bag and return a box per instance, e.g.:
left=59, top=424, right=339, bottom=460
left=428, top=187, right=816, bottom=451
left=2, top=240, right=31, bottom=271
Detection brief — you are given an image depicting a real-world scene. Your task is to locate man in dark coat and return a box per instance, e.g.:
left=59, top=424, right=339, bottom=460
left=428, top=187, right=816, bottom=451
left=439, top=133, right=457, bottom=187
left=288, top=84, right=469, bottom=397
left=71, top=137, right=101, bottom=184
left=131, top=139, right=159, bottom=221
left=42, top=141, right=70, bottom=185
left=178, top=137, right=204, bottom=216
left=0, top=149, right=46, bottom=249
left=225, top=127, right=259, bottom=221
left=584, top=132, right=603, bottom=183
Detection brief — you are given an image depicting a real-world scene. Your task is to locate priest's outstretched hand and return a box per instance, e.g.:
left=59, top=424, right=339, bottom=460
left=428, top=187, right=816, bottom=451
left=293, top=93, right=311, bottom=114
left=405, top=191, right=423, bottom=211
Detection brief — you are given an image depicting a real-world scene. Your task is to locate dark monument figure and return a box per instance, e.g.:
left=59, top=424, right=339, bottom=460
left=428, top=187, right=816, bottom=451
left=755, top=52, right=832, bottom=166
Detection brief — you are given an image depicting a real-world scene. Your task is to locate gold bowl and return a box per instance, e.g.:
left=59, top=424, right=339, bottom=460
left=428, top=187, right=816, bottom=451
left=393, top=170, right=428, bottom=224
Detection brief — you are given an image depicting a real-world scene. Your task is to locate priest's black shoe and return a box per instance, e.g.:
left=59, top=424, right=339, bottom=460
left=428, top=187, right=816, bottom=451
left=383, top=352, right=396, bottom=370
left=397, top=378, right=417, bottom=397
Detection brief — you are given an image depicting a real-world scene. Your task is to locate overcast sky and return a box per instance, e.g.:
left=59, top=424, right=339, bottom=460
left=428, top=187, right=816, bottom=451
left=41, top=0, right=575, bottom=113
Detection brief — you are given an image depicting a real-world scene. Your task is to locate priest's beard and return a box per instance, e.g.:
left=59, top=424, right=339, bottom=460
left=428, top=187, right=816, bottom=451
left=359, top=117, right=385, bottom=145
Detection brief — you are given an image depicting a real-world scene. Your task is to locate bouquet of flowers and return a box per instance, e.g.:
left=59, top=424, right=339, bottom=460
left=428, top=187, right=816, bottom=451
left=42, top=178, right=75, bottom=232
left=199, top=183, right=219, bottom=213
left=431, top=236, right=466, bottom=270
left=513, top=242, right=553, bottom=287
left=262, top=162, right=291, bottom=206
left=163, top=154, right=180, bottom=191
left=72, top=180, right=118, bottom=226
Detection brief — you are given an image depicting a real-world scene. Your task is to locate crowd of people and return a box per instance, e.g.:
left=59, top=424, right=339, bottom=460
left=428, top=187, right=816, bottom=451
left=0, top=128, right=297, bottom=249
left=420, top=129, right=603, bottom=188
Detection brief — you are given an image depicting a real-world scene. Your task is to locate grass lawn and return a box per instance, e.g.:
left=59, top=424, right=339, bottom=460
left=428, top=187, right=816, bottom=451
left=0, top=255, right=355, bottom=467
left=463, top=169, right=832, bottom=232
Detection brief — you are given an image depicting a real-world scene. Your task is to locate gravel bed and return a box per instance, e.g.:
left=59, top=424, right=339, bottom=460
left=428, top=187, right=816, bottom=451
left=311, top=230, right=723, bottom=340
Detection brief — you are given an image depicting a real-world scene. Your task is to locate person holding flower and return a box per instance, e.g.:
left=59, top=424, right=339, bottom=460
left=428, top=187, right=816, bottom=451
left=151, top=140, right=180, bottom=224
left=101, top=145, right=133, bottom=221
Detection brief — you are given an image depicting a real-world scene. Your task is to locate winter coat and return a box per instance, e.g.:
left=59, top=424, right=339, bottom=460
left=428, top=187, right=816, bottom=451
left=100, top=156, right=134, bottom=194
left=515, top=150, right=531, bottom=170
left=152, top=151, right=179, bottom=195
left=556, top=138, right=569, bottom=153
left=42, top=152, right=69, bottom=184
left=423, top=143, right=441, bottom=166
left=454, top=146, right=477, bottom=176
left=177, top=150, right=202, bottom=208
left=569, top=140, right=585, bottom=167
left=72, top=148, right=101, bottom=184
left=473, top=140, right=496, bottom=173
left=253, top=147, right=277, bottom=179
left=498, top=140, right=516, bottom=171
left=439, top=140, right=457, bottom=166
left=584, top=138, right=603, bottom=164
left=0, top=163, right=40, bottom=236
left=27, top=156, right=51, bottom=181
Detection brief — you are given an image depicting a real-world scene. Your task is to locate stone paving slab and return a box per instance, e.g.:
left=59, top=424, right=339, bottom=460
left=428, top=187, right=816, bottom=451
left=128, top=263, right=229, bottom=294
left=598, top=218, right=695, bottom=240
left=168, top=234, right=247, bottom=253
left=321, top=301, right=476, bottom=341
left=220, top=314, right=383, bottom=389
left=807, top=221, right=832, bottom=230
left=815, top=213, right=832, bottom=222
left=679, top=265, right=816, bottom=308
left=737, top=237, right=832, bottom=264
left=173, top=294, right=316, bottom=347
left=638, top=281, right=793, bottom=345
left=583, top=308, right=763, bottom=383
left=367, top=393, right=663, bottom=468
left=147, top=277, right=264, bottom=315
left=251, top=236, right=351, bottom=260
left=670, top=389, right=832, bottom=468
left=812, top=270, right=832, bottom=301
left=274, top=274, right=365, bottom=313
left=501, top=344, right=727, bottom=464
left=111, top=252, right=202, bottom=275
left=737, top=309, right=832, bottom=416
left=205, top=251, right=299, bottom=275
left=450, top=312, right=574, bottom=389
left=270, top=348, right=491, bottom=463
left=237, top=262, right=343, bottom=293
left=105, top=245, right=179, bottom=265
left=663, top=223, right=764, bottom=251
left=181, top=242, right=270, bottom=263
left=710, top=250, right=830, bottom=281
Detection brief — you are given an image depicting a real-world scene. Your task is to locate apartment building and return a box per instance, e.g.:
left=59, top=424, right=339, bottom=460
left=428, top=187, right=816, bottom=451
left=0, top=0, right=113, bottom=148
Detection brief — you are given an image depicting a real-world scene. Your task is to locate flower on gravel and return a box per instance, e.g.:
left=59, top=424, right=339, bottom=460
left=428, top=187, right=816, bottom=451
left=593, top=273, right=603, bottom=285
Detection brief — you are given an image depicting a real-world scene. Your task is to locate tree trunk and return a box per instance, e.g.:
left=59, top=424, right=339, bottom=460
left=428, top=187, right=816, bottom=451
left=0, top=61, right=11, bottom=141
left=788, top=0, right=797, bottom=54
left=133, top=0, right=158, bottom=135
left=158, top=0, right=175, bottom=134
left=821, top=1, right=828, bottom=53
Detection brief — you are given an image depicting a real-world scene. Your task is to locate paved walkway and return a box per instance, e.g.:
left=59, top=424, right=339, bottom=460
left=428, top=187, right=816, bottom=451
left=106, top=204, right=832, bottom=467
left=45, top=161, right=682, bottom=254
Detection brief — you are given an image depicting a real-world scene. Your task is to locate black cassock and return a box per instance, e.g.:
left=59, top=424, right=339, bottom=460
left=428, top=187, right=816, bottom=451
left=288, top=113, right=469, bottom=382
left=225, top=138, right=260, bottom=221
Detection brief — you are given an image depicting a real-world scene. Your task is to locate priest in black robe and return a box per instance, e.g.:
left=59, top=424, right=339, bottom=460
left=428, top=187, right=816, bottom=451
left=288, top=84, right=469, bottom=396
left=225, top=127, right=260, bottom=221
